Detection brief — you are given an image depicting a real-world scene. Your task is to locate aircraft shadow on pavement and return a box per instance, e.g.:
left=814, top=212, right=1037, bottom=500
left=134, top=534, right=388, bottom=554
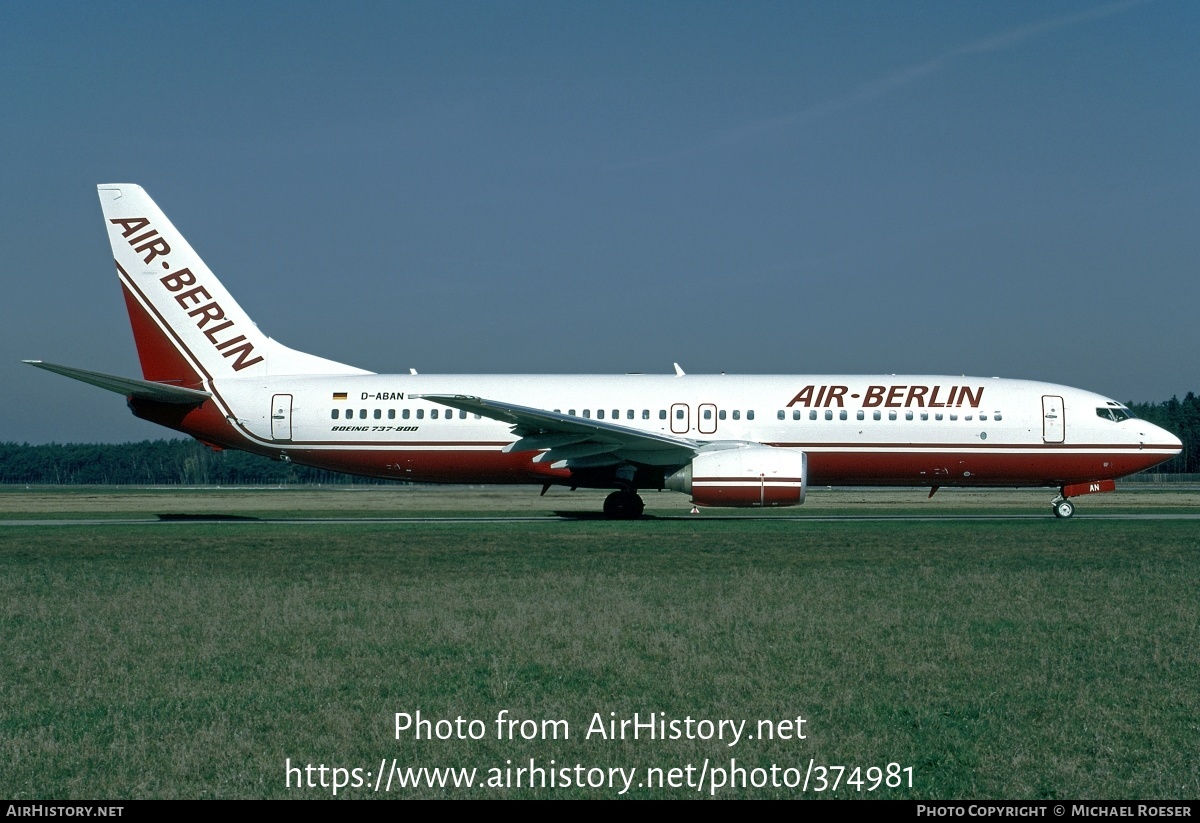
left=156, top=513, right=262, bottom=522
left=551, top=510, right=663, bottom=520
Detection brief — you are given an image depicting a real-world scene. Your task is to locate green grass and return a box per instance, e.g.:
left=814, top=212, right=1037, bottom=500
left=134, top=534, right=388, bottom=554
left=0, top=489, right=1198, bottom=798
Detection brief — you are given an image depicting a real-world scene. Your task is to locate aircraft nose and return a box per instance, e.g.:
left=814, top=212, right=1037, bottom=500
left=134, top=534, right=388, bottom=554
left=1150, top=423, right=1183, bottom=451
left=1166, top=428, right=1183, bottom=450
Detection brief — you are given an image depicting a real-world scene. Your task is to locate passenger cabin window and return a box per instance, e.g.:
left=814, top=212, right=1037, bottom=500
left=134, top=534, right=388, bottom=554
left=824, top=410, right=832, bottom=420
left=675, top=409, right=684, bottom=420
left=705, top=409, right=714, bottom=420
left=402, top=409, right=411, bottom=419
left=597, top=410, right=605, bottom=420
left=359, top=409, right=367, bottom=420
left=857, top=410, right=864, bottom=421
left=747, top=410, right=755, bottom=421
left=793, top=410, right=802, bottom=420
left=719, top=410, right=727, bottom=420
left=905, top=411, right=913, bottom=421
left=994, top=413, right=1002, bottom=421
left=659, top=410, right=667, bottom=420
left=873, top=411, right=881, bottom=421
left=733, top=411, right=741, bottom=420
left=888, top=411, right=897, bottom=421
left=809, top=410, right=817, bottom=421
left=839, top=410, right=847, bottom=420
left=331, top=409, right=339, bottom=420
left=612, top=409, right=619, bottom=419
left=374, top=409, right=382, bottom=419
left=431, top=409, right=438, bottom=419
left=417, top=409, right=424, bottom=419
left=777, top=410, right=785, bottom=421
left=642, top=410, right=650, bottom=420
left=388, top=409, right=396, bottom=419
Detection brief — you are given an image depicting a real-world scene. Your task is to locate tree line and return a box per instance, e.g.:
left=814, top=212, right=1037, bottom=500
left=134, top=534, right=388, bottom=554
left=0, top=440, right=400, bottom=485
left=1, top=393, right=1196, bottom=484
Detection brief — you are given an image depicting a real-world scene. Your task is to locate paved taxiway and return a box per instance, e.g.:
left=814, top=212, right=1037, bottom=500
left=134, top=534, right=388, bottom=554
left=4, top=513, right=1200, bottom=526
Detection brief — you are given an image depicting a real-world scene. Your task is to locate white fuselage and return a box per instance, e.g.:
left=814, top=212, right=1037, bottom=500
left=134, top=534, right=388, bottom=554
left=171, top=372, right=1177, bottom=489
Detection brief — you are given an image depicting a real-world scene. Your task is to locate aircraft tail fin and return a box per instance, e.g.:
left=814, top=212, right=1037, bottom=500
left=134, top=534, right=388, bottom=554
left=97, top=184, right=371, bottom=387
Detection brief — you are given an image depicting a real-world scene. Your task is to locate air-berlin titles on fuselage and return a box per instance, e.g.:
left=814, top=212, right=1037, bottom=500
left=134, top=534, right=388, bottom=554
left=787, top=384, right=984, bottom=409
left=109, top=216, right=264, bottom=372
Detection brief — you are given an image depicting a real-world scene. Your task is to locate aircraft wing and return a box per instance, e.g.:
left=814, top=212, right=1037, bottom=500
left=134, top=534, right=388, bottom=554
left=414, top=393, right=701, bottom=468
left=23, top=360, right=211, bottom=405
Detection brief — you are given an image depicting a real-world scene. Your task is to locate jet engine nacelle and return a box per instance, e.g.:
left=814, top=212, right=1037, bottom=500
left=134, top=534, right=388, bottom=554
left=665, top=446, right=808, bottom=508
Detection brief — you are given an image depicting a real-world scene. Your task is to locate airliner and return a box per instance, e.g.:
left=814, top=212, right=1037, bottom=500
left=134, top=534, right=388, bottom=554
left=25, top=184, right=1182, bottom=518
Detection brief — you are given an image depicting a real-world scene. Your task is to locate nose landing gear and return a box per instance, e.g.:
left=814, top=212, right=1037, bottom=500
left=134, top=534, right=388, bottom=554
left=1051, top=479, right=1117, bottom=517
left=1051, top=495, right=1075, bottom=519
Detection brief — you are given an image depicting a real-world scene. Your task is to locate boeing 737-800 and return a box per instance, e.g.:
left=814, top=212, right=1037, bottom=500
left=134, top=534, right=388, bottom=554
left=25, top=184, right=1182, bottom=518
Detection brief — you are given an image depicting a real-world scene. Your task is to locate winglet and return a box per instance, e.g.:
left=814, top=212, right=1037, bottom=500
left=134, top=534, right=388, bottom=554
left=673, top=362, right=685, bottom=377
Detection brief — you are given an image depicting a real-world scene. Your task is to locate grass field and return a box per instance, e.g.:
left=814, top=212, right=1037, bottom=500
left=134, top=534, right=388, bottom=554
left=1, top=486, right=1198, bottom=799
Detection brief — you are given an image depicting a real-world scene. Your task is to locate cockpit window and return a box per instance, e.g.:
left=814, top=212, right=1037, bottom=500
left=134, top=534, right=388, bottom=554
left=1096, top=407, right=1135, bottom=422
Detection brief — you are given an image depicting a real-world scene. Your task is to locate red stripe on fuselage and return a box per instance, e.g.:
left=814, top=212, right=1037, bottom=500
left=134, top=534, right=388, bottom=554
left=285, top=447, right=571, bottom=483
left=803, top=448, right=1166, bottom=486
left=254, top=445, right=1167, bottom=488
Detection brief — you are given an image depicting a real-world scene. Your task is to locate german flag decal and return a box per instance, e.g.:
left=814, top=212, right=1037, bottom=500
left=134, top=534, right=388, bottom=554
left=333, top=392, right=348, bottom=400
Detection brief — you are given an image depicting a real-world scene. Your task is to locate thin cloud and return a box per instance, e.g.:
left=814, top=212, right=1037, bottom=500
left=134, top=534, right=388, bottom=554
left=616, top=0, right=1152, bottom=169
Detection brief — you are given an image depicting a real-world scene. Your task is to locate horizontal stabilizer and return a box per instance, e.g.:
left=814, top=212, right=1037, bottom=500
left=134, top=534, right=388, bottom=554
left=23, top=360, right=211, bottom=405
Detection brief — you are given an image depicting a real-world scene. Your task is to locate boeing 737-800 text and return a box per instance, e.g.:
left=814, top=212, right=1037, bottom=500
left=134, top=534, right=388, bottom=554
left=25, top=185, right=1182, bottom=518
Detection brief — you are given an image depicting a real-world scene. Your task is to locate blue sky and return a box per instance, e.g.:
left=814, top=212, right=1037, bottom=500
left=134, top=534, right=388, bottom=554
left=3, top=0, right=1196, bottom=443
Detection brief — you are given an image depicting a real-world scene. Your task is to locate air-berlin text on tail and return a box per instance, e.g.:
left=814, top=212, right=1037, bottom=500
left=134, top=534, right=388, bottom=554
left=107, top=216, right=171, bottom=266
left=109, top=216, right=264, bottom=372
left=787, top=384, right=985, bottom=409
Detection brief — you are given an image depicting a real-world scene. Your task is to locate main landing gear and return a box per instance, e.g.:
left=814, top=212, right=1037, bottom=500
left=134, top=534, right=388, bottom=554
left=1051, top=495, right=1075, bottom=519
left=603, top=490, right=645, bottom=520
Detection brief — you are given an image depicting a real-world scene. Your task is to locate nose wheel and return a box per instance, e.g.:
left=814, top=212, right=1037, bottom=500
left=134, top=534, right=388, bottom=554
left=603, top=490, right=645, bottom=519
left=1051, top=496, right=1075, bottom=519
